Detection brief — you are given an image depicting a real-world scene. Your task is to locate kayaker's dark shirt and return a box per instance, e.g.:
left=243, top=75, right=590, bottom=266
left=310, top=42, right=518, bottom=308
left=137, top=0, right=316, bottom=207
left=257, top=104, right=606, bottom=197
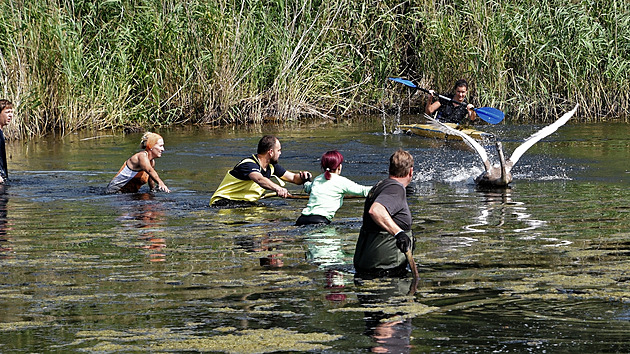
left=437, top=95, right=470, bottom=124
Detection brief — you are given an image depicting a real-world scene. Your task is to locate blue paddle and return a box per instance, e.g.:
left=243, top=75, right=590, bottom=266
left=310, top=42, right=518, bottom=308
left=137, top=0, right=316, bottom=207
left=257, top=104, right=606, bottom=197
left=388, top=77, right=505, bottom=124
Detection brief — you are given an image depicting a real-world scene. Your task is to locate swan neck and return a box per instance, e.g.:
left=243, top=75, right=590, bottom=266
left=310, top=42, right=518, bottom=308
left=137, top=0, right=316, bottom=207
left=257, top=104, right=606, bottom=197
left=496, top=142, right=508, bottom=184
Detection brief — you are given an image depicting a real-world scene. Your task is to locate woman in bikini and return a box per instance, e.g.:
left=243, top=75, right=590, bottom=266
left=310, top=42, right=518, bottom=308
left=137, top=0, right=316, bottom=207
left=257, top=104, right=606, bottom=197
left=106, top=132, right=171, bottom=194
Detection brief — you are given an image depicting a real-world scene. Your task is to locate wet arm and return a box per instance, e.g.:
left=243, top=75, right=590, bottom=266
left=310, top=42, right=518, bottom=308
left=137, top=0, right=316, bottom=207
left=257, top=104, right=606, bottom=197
left=249, top=172, right=289, bottom=197
left=280, top=170, right=310, bottom=185
left=137, top=155, right=170, bottom=193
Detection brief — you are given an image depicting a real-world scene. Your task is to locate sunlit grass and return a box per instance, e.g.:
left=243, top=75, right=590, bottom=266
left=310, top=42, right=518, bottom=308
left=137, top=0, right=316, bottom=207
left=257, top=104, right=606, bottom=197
left=0, top=0, right=627, bottom=138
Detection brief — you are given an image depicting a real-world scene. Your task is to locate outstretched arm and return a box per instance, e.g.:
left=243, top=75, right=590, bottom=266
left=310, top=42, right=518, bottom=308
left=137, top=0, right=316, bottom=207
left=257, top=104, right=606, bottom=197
left=341, top=177, right=371, bottom=197
left=280, top=170, right=312, bottom=185
left=249, top=171, right=289, bottom=198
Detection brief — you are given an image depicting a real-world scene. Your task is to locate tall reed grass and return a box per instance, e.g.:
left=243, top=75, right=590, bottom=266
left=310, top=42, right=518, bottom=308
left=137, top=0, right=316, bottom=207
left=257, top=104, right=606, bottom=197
left=0, top=0, right=627, bottom=138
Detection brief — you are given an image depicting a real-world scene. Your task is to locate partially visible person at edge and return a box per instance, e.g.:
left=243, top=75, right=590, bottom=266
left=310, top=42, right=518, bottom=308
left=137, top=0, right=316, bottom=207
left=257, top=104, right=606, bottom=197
left=210, top=135, right=312, bottom=207
left=106, top=132, right=171, bottom=194
left=0, top=100, right=13, bottom=184
left=296, top=150, right=371, bottom=226
left=425, top=79, right=477, bottom=125
left=353, top=149, right=414, bottom=278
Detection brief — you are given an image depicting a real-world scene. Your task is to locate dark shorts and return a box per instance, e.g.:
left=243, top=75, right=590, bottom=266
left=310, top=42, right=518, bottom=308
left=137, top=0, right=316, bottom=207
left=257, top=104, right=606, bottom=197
left=295, top=214, right=331, bottom=226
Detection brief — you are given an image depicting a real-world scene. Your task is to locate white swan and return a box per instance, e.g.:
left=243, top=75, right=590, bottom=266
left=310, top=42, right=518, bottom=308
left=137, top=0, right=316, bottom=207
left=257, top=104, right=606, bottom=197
left=425, top=104, right=579, bottom=187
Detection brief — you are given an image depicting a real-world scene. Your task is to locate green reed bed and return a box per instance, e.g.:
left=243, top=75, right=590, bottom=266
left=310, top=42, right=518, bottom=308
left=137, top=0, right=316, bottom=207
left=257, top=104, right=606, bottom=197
left=0, top=0, right=627, bottom=138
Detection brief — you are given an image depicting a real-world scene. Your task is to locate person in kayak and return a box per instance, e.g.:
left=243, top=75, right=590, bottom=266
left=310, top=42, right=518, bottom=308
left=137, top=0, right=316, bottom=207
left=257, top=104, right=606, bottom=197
left=425, top=79, right=477, bottom=124
left=296, top=150, right=372, bottom=226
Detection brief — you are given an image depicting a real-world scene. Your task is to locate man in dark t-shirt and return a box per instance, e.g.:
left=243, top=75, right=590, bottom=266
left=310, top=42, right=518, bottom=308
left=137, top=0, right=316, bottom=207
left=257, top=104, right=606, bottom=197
left=354, top=149, right=414, bottom=277
left=210, top=135, right=312, bottom=206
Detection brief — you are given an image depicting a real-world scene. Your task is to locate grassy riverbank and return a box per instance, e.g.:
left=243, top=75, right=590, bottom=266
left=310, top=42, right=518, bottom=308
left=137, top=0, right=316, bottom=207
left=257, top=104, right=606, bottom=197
left=0, top=0, right=627, bottom=138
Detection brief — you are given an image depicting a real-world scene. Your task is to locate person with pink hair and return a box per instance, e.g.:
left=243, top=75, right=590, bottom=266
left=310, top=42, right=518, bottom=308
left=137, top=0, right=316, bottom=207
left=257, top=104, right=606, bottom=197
left=296, top=150, right=371, bottom=225
left=106, top=132, right=171, bottom=194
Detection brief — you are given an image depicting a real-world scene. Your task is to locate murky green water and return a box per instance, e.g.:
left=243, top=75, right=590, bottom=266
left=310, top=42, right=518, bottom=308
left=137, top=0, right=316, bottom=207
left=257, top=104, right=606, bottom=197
left=1, top=118, right=630, bottom=352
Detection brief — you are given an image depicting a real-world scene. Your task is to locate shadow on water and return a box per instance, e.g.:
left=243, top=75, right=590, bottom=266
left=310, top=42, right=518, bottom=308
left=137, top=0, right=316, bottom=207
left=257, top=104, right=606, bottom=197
left=1, top=120, right=630, bottom=351
left=0, top=185, right=11, bottom=258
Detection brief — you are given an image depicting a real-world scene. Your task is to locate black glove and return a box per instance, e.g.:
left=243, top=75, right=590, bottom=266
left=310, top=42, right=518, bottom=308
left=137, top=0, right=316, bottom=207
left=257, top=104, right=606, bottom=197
left=299, top=171, right=312, bottom=183
left=395, top=231, right=411, bottom=253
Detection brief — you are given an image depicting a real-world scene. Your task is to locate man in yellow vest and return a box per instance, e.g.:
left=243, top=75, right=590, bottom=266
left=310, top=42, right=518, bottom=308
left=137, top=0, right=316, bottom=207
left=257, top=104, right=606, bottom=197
left=210, top=135, right=312, bottom=207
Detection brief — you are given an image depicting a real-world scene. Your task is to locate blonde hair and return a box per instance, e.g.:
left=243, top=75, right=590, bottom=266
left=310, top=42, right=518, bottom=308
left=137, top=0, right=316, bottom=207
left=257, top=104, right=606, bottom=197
left=140, top=132, right=163, bottom=150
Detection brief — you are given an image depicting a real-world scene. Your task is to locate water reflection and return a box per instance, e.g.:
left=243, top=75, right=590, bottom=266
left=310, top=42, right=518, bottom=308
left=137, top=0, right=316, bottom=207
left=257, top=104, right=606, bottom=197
left=0, top=185, right=11, bottom=258
left=258, top=237, right=285, bottom=268
left=463, top=189, right=546, bottom=235
left=115, top=193, right=167, bottom=262
left=2, top=123, right=630, bottom=352
left=236, top=233, right=285, bottom=268
left=304, top=226, right=348, bottom=268
left=366, top=318, right=412, bottom=354
left=303, top=226, right=353, bottom=301
left=357, top=278, right=415, bottom=353
left=324, top=269, right=347, bottom=302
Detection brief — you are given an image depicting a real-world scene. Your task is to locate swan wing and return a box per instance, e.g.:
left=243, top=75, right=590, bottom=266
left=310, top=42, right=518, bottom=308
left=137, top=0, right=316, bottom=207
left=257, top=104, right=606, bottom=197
left=508, top=104, right=578, bottom=167
left=424, top=114, right=492, bottom=171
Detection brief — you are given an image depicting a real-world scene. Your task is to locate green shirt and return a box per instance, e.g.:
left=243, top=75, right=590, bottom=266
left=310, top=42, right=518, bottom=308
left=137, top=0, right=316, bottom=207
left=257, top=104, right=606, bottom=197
left=301, top=173, right=371, bottom=221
